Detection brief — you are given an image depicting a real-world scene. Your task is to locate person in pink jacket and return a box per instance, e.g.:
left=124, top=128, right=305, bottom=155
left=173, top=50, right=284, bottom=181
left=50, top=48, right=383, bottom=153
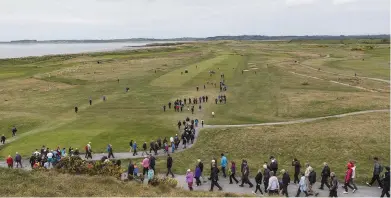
left=142, top=157, right=150, bottom=176
left=186, top=169, right=194, bottom=191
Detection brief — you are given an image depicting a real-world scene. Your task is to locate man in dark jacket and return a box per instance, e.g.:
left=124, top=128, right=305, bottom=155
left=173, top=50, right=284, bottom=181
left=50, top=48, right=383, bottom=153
left=127, top=160, right=135, bottom=179
left=381, top=166, right=390, bottom=197
left=309, top=168, right=319, bottom=196
left=367, top=157, right=384, bottom=188
left=12, top=126, right=17, bottom=137
left=270, top=156, right=278, bottom=174
left=263, top=164, right=270, bottom=193
left=29, top=154, right=36, bottom=168
left=142, top=142, right=147, bottom=156
left=209, top=163, right=222, bottom=191
left=239, top=160, right=253, bottom=188
left=254, top=169, right=264, bottom=194
left=166, top=154, right=174, bottom=178
left=149, top=141, right=155, bottom=154
left=320, top=162, right=331, bottom=190
left=329, top=172, right=338, bottom=198
left=149, top=154, right=156, bottom=172
left=198, top=159, right=206, bottom=182
left=0, top=134, right=5, bottom=144
left=292, top=158, right=301, bottom=184
left=157, top=138, right=162, bottom=149
left=281, top=169, right=290, bottom=197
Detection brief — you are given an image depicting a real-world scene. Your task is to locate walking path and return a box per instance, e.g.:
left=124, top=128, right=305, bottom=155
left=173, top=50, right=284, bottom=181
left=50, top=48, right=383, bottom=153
left=171, top=174, right=381, bottom=197
left=299, top=62, right=390, bottom=84
left=290, top=71, right=381, bottom=92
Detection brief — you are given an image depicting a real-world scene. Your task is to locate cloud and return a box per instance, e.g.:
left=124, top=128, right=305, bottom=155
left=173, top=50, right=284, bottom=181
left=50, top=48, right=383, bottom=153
left=332, top=0, right=357, bottom=5
left=285, top=0, right=319, bottom=6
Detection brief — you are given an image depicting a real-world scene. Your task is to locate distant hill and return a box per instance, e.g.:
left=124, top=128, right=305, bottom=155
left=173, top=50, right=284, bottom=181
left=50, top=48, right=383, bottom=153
left=1, top=35, right=389, bottom=44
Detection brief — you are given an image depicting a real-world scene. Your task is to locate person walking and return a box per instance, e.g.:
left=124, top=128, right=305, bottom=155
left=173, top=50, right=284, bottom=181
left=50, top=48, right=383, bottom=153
left=267, top=171, right=279, bottom=196
left=229, top=161, right=239, bottom=184
left=1, top=134, right=5, bottom=144
left=239, top=160, right=253, bottom=188
left=253, top=169, right=264, bottom=195
left=6, top=155, right=13, bottom=168
left=149, top=154, right=156, bottom=172
left=107, top=144, right=114, bottom=159
left=329, top=172, right=339, bottom=198
left=132, top=141, right=138, bottom=156
left=209, top=163, right=223, bottom=191
left=381, top=166, right=390, bottom=197
left=220, top=153, right=228, bottom=178
left=11, top=126, right=17, bottom=137
left=308, top=167, right=319, bottom=196
left=343, top=162, right=356, bottom=194
left=147, top=166, right=154, bottom=184
left=366, top=157, right=384, bottom=188
left=198, top=159, right=206, bottom=183
left=263, top=164, right=270, bottom=193
left=270, top=156, right=278, bottom=174
left=166, top=154, right=174, bottom=178
left=186, top=169, right=194, bottom=191
left=292, top=158, right=301, bottom=184
left=281, top=169, right=290, bottom=197
left=129, top=140, right=133, bottom=152
left=350, top=161, right=358, bottom=192
left=89, top=97, right=92, bottom=105
left=296, top=173, right=310, bottom=197
left=14, top=152, right=22, bottom=168
left=86, top=142, right=92, bottom=159
left=142, top=157, right=150, bottom=176
left=74, top=106, right=78, bottom=113
left=142, top=142, right=147, bottom=156
left=319, top=162, right=331, bottom=190
left=195, top=165, right=202, bottom=186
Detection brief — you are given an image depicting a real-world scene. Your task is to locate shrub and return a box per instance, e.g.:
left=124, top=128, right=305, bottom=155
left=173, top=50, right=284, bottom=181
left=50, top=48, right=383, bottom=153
left=52, top=156, right=124, bottom=178
left=148, top=176, right=178, bottom=188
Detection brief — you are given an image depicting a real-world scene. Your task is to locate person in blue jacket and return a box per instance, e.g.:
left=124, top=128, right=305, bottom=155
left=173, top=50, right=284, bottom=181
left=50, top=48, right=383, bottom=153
left=221, top=153, right=228, bottom=178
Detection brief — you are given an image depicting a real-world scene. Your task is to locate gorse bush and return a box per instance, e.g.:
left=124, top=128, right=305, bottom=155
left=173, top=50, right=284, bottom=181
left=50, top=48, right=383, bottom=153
left=52, top=156, right=124, bottom=178
left=149, top=176, right=178, bottom=188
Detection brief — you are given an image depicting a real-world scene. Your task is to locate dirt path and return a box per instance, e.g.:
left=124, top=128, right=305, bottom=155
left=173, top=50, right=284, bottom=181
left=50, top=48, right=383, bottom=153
left=299, top=62, right=390, bottom=84
left=290, top=71, right=380, bottom=92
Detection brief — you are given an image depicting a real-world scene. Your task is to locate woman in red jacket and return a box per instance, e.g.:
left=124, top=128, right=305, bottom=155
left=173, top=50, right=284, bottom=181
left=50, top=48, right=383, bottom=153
left=343, top=162, right=355, bottom=194
left=6, top=155, right=13, bottom=168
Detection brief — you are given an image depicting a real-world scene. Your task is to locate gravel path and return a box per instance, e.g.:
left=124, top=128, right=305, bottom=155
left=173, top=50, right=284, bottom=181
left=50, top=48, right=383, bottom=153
left=171, top=174, right=382, bottom=197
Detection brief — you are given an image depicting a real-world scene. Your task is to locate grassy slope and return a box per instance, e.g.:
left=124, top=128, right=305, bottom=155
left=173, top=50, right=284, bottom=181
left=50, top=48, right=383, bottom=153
left=0, top=41, right=388, bottom=158
left=151, top=112, right=390, bottom=184
left=0, top=168, right=239, bottom=197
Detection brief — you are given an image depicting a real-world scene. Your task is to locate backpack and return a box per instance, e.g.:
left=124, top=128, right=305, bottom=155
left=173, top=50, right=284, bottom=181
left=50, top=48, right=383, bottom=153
left=85, top=145, right=88, bottom=151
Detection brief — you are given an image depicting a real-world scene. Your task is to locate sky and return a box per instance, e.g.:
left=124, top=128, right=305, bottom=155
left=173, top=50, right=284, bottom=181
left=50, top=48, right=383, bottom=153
left=0, top=0, right=389, bottom=40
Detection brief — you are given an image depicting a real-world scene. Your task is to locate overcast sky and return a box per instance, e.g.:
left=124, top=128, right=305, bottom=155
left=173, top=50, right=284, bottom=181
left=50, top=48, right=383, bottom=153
left=0, top=0, right=389, bottom=40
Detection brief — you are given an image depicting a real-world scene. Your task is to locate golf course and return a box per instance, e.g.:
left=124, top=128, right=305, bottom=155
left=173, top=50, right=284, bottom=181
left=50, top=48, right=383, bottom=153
left=0, top=40, right=389, bottom=185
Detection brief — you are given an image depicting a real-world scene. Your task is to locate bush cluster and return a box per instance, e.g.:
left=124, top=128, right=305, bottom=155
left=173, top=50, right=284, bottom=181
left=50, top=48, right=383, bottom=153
left=44, top=156, right=124, bottom=178
left=149, top=176, right=178, bottom=188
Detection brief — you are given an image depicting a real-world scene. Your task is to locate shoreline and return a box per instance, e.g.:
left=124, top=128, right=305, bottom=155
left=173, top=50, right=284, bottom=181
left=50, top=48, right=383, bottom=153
left=0, top=41, right=188, bottom=60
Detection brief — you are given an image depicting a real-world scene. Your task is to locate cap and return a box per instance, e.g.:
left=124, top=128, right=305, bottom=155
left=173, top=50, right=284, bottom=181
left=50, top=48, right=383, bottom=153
left=187, top=169, right=191, bottom=172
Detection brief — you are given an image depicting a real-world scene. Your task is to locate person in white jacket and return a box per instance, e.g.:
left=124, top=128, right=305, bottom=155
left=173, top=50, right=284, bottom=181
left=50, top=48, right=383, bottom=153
left=267, top=171, right=279, bottom=196
left=350, top=161, right=358, bottom=192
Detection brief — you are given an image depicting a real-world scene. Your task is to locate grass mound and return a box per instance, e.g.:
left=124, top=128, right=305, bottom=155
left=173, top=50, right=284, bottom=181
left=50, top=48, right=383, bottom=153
left=0, top=168, right=240, bottom=197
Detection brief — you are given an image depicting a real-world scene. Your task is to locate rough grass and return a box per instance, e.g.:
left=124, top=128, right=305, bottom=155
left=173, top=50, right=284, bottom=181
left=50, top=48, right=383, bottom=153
left=152, top=112, right=390, bottom=184
left=0, top=168, right=240, bottom=197
left=0, top=41, right=388, bottom=159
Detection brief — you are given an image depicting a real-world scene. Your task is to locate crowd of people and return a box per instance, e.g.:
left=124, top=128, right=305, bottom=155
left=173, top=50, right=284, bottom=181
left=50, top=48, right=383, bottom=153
left=163, top=153, right=390, bottom=197
left=131, top=117, right=198, bottom=157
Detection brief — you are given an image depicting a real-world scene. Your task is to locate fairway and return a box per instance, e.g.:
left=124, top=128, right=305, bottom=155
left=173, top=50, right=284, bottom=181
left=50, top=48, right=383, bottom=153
left=0, top=41, right=389, bottom=162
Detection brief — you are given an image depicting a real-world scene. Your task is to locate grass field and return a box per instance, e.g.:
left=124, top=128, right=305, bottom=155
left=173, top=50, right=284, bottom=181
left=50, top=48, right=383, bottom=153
left=0, top=40, right=389, bottom=164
